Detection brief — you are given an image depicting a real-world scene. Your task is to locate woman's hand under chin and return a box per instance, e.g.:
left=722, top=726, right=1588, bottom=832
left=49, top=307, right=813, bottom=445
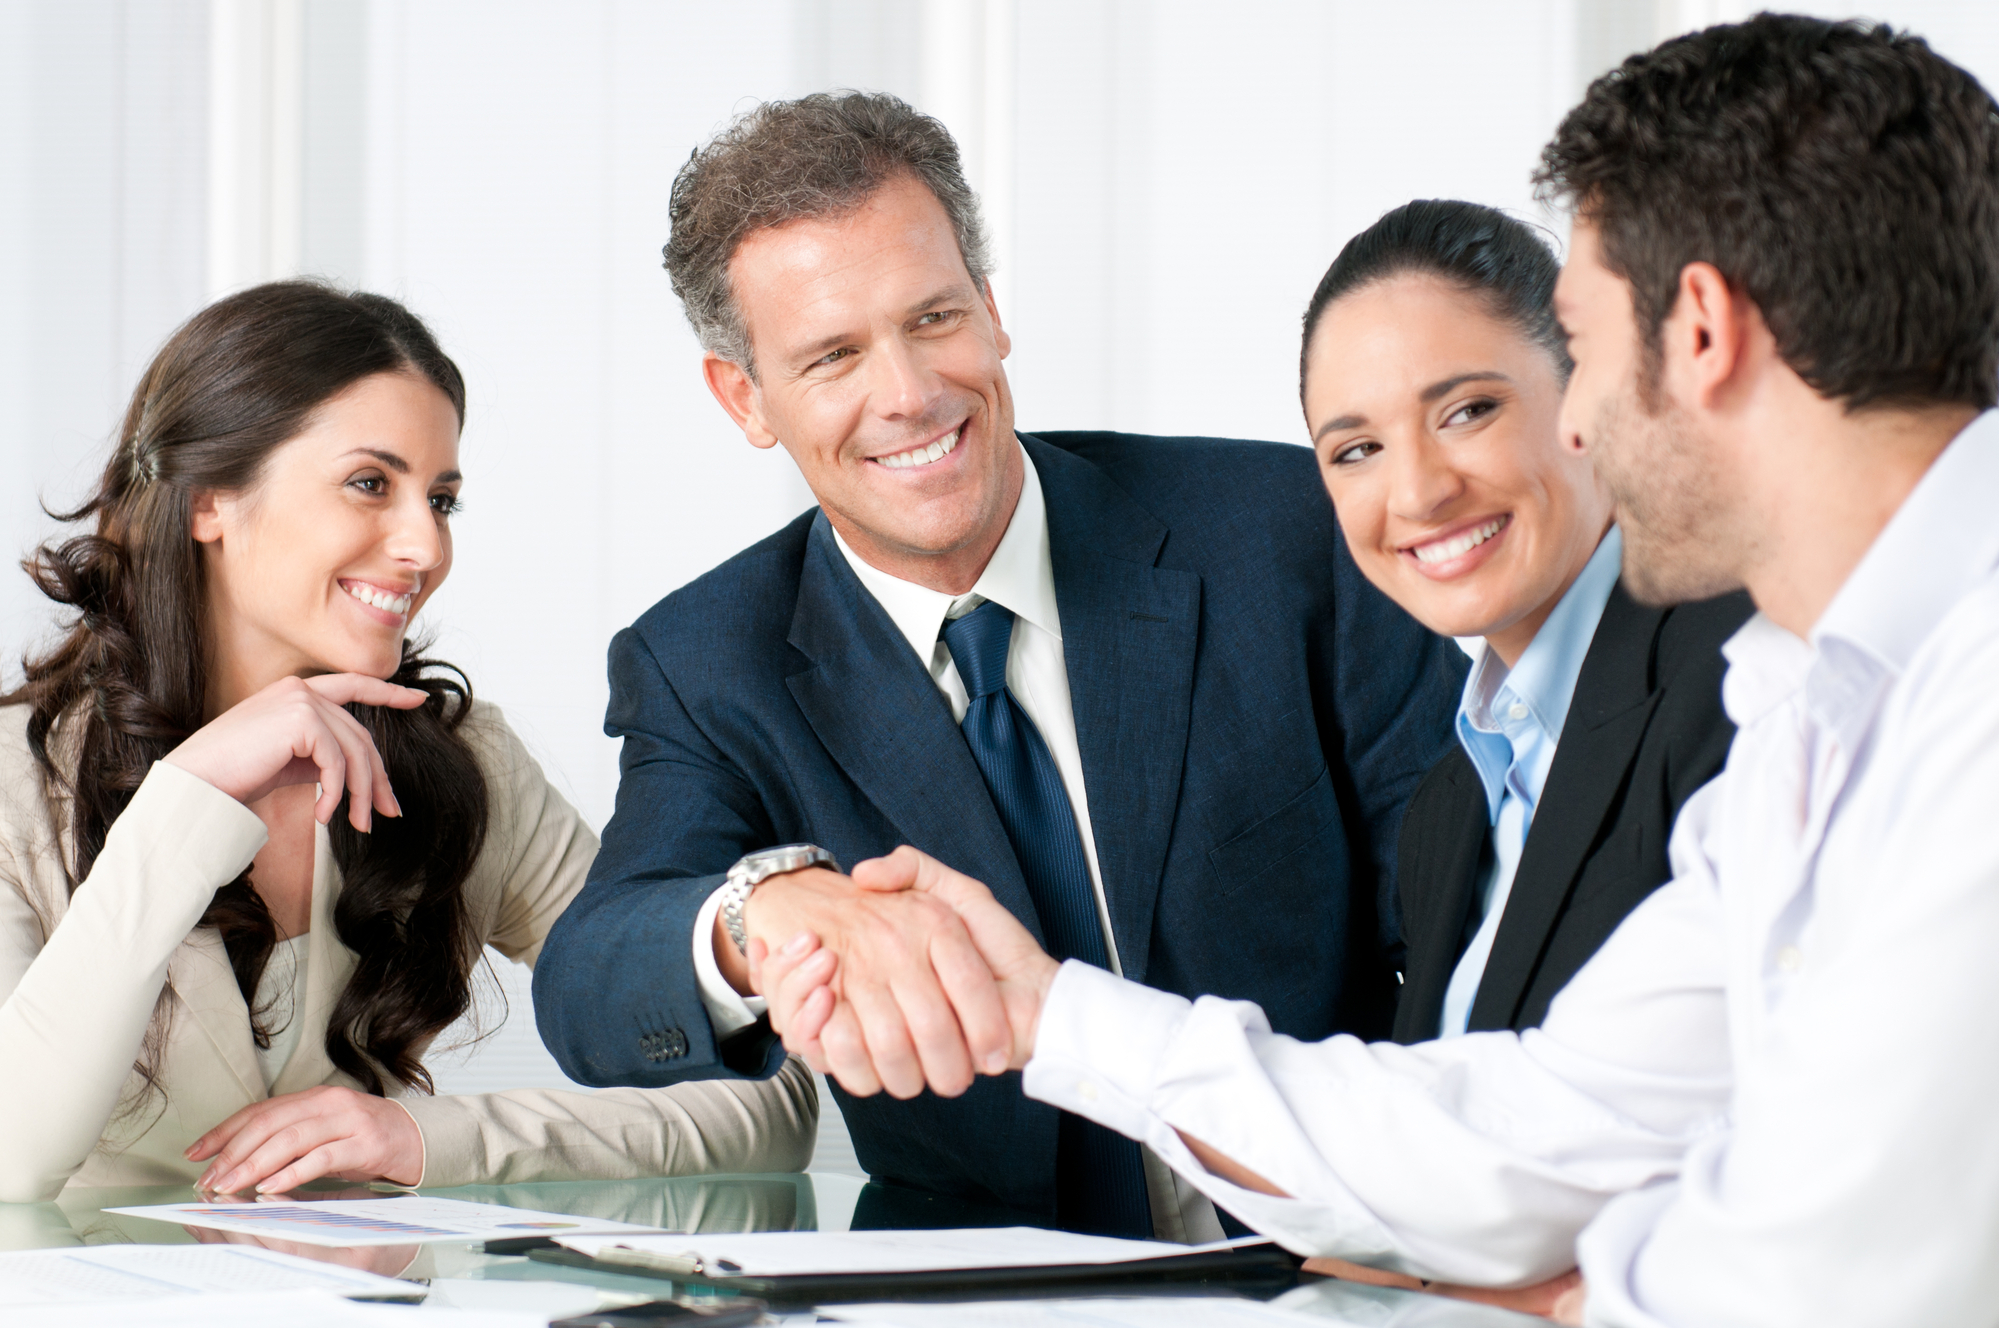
left=186, top=1084, right=426, bottom=1195
left=164, top=673, right=427, bottom=831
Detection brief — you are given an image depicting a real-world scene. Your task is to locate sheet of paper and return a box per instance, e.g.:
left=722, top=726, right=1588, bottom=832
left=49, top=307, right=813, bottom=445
left=822, top=1296, right=1327, bottom=1327
left=424, top=1276, right=631, bottom=1318
left=104, top=1195, right=663, bottom=1247
left=0, top=1242, right=414, bottom=1306
left=8, top=1290, right=548, bottom=1328
left=555, top=1225, right=1270, bottom=1277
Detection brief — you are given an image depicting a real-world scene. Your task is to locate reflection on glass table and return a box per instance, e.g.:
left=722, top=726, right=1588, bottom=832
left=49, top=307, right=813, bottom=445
left=0, top=1173, right=1548, bottom=1325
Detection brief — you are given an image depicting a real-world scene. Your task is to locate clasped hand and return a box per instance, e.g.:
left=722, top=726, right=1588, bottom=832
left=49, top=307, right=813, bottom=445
left=746, top=846, right=1059, bottom=1099
left=752, top=852, right=1591, bottom=1326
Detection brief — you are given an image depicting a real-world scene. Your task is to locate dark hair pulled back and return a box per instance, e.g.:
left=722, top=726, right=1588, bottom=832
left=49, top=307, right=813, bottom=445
left=1299, top=199, right=1570, bottom=409
left=3, top=279, right=488, bottom=1098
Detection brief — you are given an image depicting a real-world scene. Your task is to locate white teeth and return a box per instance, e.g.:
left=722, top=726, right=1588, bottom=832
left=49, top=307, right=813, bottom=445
left=875, top=426, right=962, bottom=469
left=1412, top=517, right=1507, bottom=566
left=346, top=582, right=411, bottom=616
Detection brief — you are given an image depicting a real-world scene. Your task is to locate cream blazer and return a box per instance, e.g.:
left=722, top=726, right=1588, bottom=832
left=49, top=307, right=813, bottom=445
left=0, top=701, right=815, bottom=1203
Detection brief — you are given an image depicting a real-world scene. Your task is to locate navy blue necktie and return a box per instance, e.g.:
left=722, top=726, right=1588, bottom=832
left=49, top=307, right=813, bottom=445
left=942, top=600, right=1152, bottom=1238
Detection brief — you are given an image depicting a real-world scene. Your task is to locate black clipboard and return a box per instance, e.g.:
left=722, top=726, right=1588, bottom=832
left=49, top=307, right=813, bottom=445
left=525, top=1242, right=1300, bottom=1306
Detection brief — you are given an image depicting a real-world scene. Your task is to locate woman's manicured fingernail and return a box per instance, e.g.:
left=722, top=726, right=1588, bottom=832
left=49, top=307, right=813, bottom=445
left=983, top=1052, right=1008, bottom=1075
left=782, top=931, right=814, bottom=957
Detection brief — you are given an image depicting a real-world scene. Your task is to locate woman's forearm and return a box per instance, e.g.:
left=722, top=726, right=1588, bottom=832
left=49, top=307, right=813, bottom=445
left=0, top=763, right=265, bottom=1201
left=396, top=1053, right=820, bottom=1188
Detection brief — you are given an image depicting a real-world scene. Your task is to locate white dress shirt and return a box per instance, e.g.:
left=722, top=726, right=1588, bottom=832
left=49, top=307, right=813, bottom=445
left=1441, top=528, right=1621, bottom=1037
left=1025, top=414, right=1999, bottom=1325
left=692, top=442, right=1221, bottom=1241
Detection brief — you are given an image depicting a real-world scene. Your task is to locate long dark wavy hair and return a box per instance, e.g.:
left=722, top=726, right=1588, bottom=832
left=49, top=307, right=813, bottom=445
left=2, top=280, right=490, bottom=1098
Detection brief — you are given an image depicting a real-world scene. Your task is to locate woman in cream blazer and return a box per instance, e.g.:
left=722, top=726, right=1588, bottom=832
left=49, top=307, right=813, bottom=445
left=0, top=283, right=814, bottom=1203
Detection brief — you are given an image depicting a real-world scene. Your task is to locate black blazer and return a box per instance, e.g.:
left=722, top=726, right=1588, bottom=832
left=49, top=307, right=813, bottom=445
left=535, top=431, right=1466, bottom=1217
left=1391, top=585, right=1753, bottom=1043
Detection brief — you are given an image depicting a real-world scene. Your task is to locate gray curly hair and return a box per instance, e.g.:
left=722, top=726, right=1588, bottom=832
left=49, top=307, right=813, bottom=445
left=662, top=91, right=993, bottom=380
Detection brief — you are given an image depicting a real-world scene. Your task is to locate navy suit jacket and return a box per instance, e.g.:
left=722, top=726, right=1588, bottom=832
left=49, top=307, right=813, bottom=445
left=534, top=431, right=1464, bottom=1216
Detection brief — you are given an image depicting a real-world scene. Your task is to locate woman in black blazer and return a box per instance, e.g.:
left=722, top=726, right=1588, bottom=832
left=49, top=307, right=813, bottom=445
left=1300, top=201, right=1751, bottom=1044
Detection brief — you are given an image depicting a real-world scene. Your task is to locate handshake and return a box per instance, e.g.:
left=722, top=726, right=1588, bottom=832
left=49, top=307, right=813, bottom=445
left=736, top=847, right=1063, bottom=1099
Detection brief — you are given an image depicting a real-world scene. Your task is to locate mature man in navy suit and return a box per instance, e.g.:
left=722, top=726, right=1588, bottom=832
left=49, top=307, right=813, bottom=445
left=533, top=91, right=1462, bottom=1239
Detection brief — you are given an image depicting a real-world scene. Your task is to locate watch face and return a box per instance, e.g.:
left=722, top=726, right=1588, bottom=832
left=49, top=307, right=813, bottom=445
left=739, top=844, right=834, bottom=882
left=749, top=844, right=816, bottom=866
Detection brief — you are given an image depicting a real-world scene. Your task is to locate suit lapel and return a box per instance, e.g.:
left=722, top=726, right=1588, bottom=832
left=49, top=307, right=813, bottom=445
left=785, top=516, right=1044, bottom=944
left=1468, top=585, right=1665, bottom=1029
left=1393, top=753, right=1491, bottom=1042
left=271, top=824, right=361, bottom=1095
left=166, top=929, right=264, bottom=1106
left=1028, top=438, right=1200, bottom=984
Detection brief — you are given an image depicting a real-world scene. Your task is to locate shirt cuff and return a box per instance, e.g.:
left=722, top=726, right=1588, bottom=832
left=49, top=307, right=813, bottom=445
left=1025, top=960, right=1194, bottom=1140
left=1025, top=962, right=1276, bottom=1222
left=384, top=1096, right=430, bottom=1189
left=1023, top=960, right=1400, bottom=1264
left=692, top=885, right=766, bottom=1039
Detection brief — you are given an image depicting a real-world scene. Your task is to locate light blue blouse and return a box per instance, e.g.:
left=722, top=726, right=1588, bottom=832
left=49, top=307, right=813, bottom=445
left=1438, top=526, right=1623, bottom=1038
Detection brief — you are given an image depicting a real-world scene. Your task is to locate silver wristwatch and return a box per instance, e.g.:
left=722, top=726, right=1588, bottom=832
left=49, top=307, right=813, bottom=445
left=719, top=844, right=839, bottom=956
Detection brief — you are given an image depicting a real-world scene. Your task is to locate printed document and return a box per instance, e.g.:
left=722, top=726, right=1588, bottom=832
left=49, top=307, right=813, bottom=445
left=555, top=1226, right=1270, bottom=1277
left=0, top=1243, right=413, bottom=1306
left=822, top=1298, right=1332, bottom=1327
left=9, top=1289, right=548, bottom=1328
left=105, top=1195, right=663, bottom=1247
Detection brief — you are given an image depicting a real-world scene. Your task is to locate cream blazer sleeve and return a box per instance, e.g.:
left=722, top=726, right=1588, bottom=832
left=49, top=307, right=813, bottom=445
left=0, top=738, right=269, bottom=1202
left=391, top=703, right=817, bottom=1187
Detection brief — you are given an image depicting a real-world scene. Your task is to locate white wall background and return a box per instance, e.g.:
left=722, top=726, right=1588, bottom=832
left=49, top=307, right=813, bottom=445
left=6, top=1, right=1999, bottom=1172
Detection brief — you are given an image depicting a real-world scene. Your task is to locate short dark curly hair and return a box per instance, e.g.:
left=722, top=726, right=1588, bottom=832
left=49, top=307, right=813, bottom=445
left=662, top=91, right=991, bottom=379
left=1535, top=12, right=1999, bottom=411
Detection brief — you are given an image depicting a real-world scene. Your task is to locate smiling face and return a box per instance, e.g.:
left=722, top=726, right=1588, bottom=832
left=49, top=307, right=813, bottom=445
left=192, top=370, right=464, bottom=711
left=1304, top=273, right=1612, bottom=665
left=703, top=173, right=1021, bottom=594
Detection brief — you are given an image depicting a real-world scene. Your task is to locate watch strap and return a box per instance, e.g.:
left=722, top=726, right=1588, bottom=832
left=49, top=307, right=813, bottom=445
left=720, top=844, right=839, bottom=957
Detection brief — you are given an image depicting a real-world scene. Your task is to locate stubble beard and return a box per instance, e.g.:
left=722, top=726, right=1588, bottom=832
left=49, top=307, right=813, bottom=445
left=1590, top=380, right=1749, bottom=608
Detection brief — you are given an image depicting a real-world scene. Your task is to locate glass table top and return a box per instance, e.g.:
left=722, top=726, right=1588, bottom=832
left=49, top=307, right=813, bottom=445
left=1, top=1172, right=1548, bottom=1325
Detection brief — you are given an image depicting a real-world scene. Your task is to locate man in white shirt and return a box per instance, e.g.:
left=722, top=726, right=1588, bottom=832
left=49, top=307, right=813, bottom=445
left=759, top=15, right=1999, bottom=1323
left=531, top=91, right=1464, bottom=1238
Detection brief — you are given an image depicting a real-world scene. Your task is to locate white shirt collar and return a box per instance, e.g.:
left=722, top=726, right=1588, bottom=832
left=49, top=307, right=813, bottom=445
left=829, top=438, right=1061, bottom=664
left=1811, top=411, right=1999, bottom=675
left=1720, top=410, right=1999, bottom=729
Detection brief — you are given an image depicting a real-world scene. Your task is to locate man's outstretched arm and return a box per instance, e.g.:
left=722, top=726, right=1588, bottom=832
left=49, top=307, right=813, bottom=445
left=760, top=846, right=1728, bottom=1294
left=533, top=630, right=1008, bottom=1097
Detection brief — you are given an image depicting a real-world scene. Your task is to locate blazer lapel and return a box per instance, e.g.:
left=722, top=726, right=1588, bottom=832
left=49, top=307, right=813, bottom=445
left=1468, top=585, right=1665, bottom=1029
left=166, top=928, right=264, bottom=1106
left=271, top=825, right=361, bottom=1096
left=1392, top=753, right=1492, bottom=1043
left=1028, top=437, right=1200, bottom=984
left=785, top=515, right=1044, bottom=944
